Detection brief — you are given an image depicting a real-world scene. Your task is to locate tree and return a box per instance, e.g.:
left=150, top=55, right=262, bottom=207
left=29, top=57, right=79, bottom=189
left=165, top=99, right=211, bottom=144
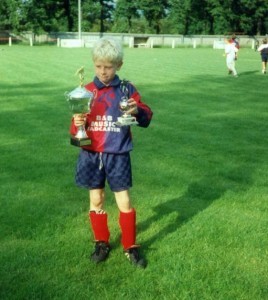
left=205, top=0, right=236, bottom=34
left=63, top=0, right=74, bottom=31
left=0, top=0, right=28, bottom=32
left=169, top=0, right=268, bottom=35
left=237, top=0, right=268, bottom=35
left=0, top=0, right=267, bottom=35
left=168, top=0, right=191, bottom=34
left=99, top=0, right=114, bottom=33
left=138, top=0, right=169, bottom=34
left=168, top=0, right=212, bottom=34
left=113, top=0, right=139, bottom=33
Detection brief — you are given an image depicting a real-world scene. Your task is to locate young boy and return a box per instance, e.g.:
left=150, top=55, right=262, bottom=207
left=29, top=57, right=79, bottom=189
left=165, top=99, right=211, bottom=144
left=225, top=37, right=238, bottom=77
left=70, top=38, right=153, bottom=268
left=257, top=38, right=268, bottom=74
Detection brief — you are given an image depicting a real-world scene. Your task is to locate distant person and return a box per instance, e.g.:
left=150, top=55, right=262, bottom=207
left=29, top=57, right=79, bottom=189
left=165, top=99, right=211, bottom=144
left=225, top=37, right=239, bottom=77
left=69, top=38, right=153, bottom=268
left=257, top=38, right=268, bottom=74
left=255, top=39, right=260, bottom=52
left=231, top=34, right=240, bottom=60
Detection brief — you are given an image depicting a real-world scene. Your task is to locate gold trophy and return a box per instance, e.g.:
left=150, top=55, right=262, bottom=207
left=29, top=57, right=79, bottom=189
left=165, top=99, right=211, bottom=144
left=66, top=67, right=93, bottom=147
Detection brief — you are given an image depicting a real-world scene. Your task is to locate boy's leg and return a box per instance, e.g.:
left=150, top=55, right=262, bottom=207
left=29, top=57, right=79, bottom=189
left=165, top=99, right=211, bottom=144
left=226, top=60, right=232, bottom=74
left=119, top=208, right=137, bottom=249
left=89, top=189, right=110, bottom=263
left=227, top=60, right=237, bottom=76
left=103, top=153, right=146, bottom=267
left=115, top=191, right=146, bottom=268
left=114, top=190, right=136, bottom=249
left=262, top=61, right=267, bottom=73
left=75, top=150, right=110, bottom=262
left=89, top=189, right=110, bottom=242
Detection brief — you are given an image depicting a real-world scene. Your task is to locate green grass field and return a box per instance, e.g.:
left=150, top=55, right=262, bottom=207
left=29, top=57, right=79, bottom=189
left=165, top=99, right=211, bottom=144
left=0, top=44, right=267, bottom=300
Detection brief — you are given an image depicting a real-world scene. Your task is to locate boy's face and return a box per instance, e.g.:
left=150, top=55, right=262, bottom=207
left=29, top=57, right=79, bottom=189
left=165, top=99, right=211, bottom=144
left=94, top=60, right=122, bottom=85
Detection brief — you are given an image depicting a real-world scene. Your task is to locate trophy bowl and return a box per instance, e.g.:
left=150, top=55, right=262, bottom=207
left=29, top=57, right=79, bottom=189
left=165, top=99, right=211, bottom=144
left=115, top=96, right=138, bottom=126
left=66, top=86, right=93, bottom=147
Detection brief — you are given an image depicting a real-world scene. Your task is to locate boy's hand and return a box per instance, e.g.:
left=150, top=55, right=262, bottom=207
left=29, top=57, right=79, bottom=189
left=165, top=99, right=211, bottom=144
left=127, top=98, right=138, bottom=115
left=73, top=113, right=86, bottom=127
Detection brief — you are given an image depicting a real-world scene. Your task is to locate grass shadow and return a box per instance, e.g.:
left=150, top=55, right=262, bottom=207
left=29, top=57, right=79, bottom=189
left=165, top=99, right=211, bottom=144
left=141, top=165, right=253, bottom=249
left=136, top=72, right=262, bottom=249
left=238, top=70, right=259, bottom=76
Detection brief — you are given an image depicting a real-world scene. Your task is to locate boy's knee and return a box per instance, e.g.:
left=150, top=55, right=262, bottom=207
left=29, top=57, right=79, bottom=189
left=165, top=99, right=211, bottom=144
left=90, top=189, right=105, bottom=209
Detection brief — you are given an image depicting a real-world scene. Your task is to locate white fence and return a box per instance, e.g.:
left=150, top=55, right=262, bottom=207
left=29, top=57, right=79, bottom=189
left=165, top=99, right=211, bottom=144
left=52, top=32, right=267, bottom=49
left=2, top=31, right=267, bottom=49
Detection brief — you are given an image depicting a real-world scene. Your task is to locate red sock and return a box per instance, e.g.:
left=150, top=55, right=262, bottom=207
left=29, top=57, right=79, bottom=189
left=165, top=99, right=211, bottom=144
left=89, top=211, right=110, bottom=243
left=119, top=209, right=137, bottom=250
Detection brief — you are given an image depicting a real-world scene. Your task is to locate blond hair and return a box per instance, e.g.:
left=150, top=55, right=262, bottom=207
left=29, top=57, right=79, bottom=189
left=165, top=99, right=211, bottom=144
left=92, top=38, right=123, bottom=65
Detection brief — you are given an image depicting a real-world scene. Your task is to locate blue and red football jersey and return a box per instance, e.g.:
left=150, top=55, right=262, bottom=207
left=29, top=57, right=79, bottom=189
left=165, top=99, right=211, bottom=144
left=70, top=75, right=153, bottom=153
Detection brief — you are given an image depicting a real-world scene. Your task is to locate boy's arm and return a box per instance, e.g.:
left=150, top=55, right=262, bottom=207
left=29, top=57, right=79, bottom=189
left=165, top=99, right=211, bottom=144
left=122, top=81, right=153, bottom=128
left=130, top=90, right=153, bottom=128
left=258, top=44, right=268, bottom=52
left=70, top=114, right=87, bottom=135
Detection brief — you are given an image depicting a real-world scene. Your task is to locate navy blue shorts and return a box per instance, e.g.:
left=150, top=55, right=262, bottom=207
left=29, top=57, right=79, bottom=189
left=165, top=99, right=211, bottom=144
left=261, top=54, right=267, bottom=63
left=75, top=149, right=132, bottom=192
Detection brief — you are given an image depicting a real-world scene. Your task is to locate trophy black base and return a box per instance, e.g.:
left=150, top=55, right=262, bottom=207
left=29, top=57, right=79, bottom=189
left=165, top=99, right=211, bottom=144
left=70, top=135, right=91, bottom=147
